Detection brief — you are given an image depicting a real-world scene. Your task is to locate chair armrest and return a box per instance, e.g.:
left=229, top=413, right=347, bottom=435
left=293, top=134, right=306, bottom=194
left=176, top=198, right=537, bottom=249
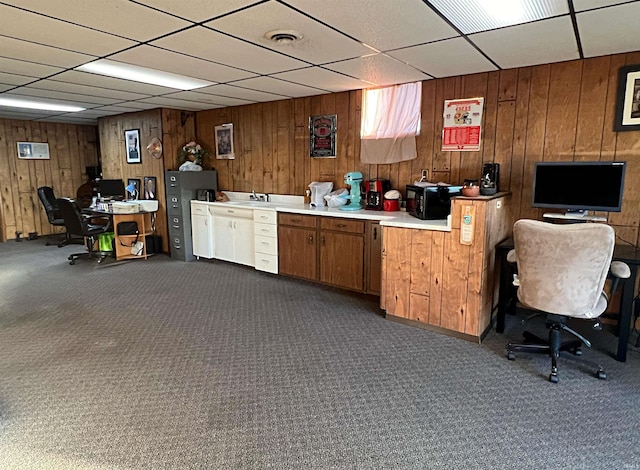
left=610, top=261, right=631, bottom=279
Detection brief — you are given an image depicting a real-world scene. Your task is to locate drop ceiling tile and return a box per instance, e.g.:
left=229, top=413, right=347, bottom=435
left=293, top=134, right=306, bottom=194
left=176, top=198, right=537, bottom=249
left=25, top=80, right=151, bottom=101
left=271, top=67, right=374, bottom=92
left=0, top=72, right=36, bottom=87
left=0, top=36, right=95, bottom=69
left=284, top=0, right=458, bottom=51
left=0, top=57, right=63, bottom=78
left=95, top=105, right=146, bottom=113
left=0, top=5, right=135, bottom=56
left=110, top=101, right=161, bottom=111
left=428, top=0, right=568, bottom=34
left=196, top=84, right=288, bottom=102
left=110, top=46, right=256, bottom=83
left=388, top=37, right=497, bottom=78
left=230, top=77, right=328, bottom=98
left=18, top=87, right=122, bottom=106
left=573, top=0, right=633, bottom=11
left=0, top=84, right=14, bottom=93
left=0, top=0, right=190, bottom=42
left=165, top=91, right=254, bottom=107
left=134, top=0, right=259, bottom=22
left=51, top=71, right=174, bottom=96
left=138, top=96, right=219, bottom=110
left=0, top=110, right=55, bottom=120
left=325, top=54, right=431, bottom=87
left=152, top=27, right=307, bottom=75
left=206, top=2, right=373, bottom=64
left=470, top=16, right=579, bottom=69
left=577, top=2, right=640, bottom=57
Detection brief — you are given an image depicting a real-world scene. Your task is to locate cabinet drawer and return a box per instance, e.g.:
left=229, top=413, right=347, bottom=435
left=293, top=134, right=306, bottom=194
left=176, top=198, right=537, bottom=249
left=254, top=253, right=278, bottom=274
left=253, top=210, right=276, bottom=224
left=210, top=206, right=253, bottom=219
left=255, top=235, right=278, bottom=256
left=191, top=203, right=208, bottom=216
left=278, top=213, right=317, bottom=228
left=254, top=223, right=277, bottom=238
left=320, top=217, right=364, bottom=234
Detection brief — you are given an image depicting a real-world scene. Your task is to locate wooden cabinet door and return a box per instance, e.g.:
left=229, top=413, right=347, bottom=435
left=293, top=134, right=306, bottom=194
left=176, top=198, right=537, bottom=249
left=278, top=225, right=317, bottom=280
left=319, top=231, right=364, bottom=291
left=366, top=222, right=382, bottom=295
left=381, top=227, right=412, bottom=318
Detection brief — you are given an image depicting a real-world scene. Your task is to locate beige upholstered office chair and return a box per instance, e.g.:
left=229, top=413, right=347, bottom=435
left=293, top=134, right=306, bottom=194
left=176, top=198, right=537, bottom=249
left=505, top=219, right=630, bottom=383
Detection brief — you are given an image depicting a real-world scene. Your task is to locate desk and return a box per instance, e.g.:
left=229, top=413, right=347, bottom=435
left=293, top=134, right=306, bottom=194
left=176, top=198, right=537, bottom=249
left=84, top=208, right=156, bottom=261
left=495, top=238, right=640, bottom=362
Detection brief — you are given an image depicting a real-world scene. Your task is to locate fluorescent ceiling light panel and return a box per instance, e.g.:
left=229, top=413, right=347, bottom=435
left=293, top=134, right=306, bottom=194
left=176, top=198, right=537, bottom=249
left=76, top=59, right=213, bottom=90
left=429, top=0, right=568, bottom=34
left=0, top=97, right=85, bottom=112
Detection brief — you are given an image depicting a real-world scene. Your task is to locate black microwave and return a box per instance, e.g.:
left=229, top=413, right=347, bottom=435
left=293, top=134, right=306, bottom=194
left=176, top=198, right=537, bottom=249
left=406, top=184, right=462, bottom=220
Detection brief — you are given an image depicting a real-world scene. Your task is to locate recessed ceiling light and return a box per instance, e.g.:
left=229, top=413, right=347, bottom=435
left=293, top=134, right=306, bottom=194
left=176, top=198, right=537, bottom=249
left=76, top=59, right=214, bottom=90
left=429, top=0, right=568, bottom=34
left=0, top=98, right=85, bottom=112
left=264, top=29, right=304, bottom=45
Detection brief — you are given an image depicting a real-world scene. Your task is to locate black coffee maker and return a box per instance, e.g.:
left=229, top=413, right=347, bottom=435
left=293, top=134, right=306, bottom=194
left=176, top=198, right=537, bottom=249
left=480, top=163, right=499, bottom=196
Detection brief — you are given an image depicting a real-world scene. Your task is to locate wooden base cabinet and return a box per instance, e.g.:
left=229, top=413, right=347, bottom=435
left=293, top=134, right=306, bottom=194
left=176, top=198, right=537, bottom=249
left=381, top=194, right=512, bottom=342
left=278, top=214, right=379, bottom=294
left=113, top=212, right=154, bottom=261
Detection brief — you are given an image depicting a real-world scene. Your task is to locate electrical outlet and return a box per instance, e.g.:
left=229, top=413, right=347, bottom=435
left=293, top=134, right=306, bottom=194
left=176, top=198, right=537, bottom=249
left=497, top=200, right=502, bottom=209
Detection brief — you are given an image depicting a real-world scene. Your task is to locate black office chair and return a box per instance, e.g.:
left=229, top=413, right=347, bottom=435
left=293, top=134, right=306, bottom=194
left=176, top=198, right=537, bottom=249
left=38, top=186, right=75, bottom=247
left=505, top=219, right=630, bottom=383
left=57, top=197, right=111, bottom=265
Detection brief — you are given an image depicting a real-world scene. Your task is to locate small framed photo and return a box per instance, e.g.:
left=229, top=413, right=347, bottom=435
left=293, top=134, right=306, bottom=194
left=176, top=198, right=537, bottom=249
left=215, top=124, right=235, bottom=160
left=126, top=178, right=141, bottom=199
left=143, top=176, right=157, bottom=200
left=614, top=64, right=640, bottom=132
left=125, top=129, right=141, bottom=164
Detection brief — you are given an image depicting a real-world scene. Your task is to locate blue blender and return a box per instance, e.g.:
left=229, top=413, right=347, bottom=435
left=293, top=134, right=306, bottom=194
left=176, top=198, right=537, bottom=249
left=340, top=171, right=364, bottom=211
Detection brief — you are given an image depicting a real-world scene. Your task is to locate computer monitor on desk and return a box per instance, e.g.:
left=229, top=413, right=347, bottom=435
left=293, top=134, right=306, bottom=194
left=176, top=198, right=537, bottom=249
left=98, top=179, right=125, bottom=200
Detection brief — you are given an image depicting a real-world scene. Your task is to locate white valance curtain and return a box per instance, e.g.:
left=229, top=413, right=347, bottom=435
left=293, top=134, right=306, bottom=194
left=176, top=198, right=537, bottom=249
left=360, top=82, right=422, bottom=164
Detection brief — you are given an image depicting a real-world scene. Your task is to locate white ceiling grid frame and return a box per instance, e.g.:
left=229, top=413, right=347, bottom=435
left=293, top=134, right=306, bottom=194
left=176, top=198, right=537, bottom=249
left=0, top=35, right=95, bottom=69
left=573, top=0, right=636, bottom=11
left=230, top=76, right=330, bottom=98
left=133, top=0, right=262, bottom=23
left=270, top=67, right=375, bottom=93
left=282, top=0, right=459, bottom=51
left=325, top=54, right=432, bottom=87
left=427, top=0, right=569, bottom=33
left=0, top=0, right=190, bottom=42
left=205, top=1, right=375, bottom=64
left=576, top=2, right=640, bottom=57
left=469, top=16, right=580, bottom=69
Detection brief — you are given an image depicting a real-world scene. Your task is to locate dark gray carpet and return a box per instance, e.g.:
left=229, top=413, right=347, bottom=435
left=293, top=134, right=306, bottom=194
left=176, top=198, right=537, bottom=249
left=0, top=237, right=639, bottom=469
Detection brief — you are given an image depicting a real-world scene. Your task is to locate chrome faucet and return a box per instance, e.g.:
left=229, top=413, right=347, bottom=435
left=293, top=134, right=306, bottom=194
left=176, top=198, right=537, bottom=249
left=250, top=189, right=258, bottom=200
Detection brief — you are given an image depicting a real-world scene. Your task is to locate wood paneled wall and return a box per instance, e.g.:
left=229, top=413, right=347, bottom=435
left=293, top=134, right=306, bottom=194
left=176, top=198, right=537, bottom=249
left=98, top=108, right=196, bottom=253
left=195, top=52, right=640, bottom=247
left=0, top=119, right=98, bottom=241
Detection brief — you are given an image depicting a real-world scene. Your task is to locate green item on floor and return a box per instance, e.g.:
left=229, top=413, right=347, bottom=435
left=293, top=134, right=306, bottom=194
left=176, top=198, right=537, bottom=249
left=98, top=232, right=114, bottom=252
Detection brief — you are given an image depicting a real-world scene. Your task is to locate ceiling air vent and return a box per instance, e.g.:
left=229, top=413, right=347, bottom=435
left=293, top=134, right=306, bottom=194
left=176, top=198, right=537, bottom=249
left=264, top=30, right=303, bottom=45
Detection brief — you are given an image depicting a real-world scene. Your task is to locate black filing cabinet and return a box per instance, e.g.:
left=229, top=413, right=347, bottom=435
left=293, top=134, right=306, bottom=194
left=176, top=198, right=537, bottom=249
left=164, top=170, right=217, bottom=261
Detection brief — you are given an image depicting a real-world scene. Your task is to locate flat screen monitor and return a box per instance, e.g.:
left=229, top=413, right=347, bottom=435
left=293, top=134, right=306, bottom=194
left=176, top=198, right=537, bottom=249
left=532, top=161, right=626, bottom=213
left=98, top=179, right=125, bottom=200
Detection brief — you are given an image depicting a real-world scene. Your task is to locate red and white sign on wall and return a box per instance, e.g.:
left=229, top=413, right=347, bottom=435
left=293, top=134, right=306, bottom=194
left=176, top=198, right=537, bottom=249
left=442, top=97, right=484, bottom=151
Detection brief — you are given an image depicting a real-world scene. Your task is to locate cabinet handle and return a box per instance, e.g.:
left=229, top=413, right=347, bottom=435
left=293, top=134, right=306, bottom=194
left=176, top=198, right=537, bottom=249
left=227, top=209, right=234, bottom=213
left=373, top=227, right=377, bottom=240
left=172, top=225, right=179, bottom=229
left=337, top=223, right=346, bottom=228
left=260, top=215, right=268, bottom=219
left=292, top=218, right=301, bottom=223
left=261, top=241, right=269, bottom=245
left=261, top=228, right=268, bottom=232
left=308, top=235, right=313, bottom=244
left=321, top=235, right=325, bottom=246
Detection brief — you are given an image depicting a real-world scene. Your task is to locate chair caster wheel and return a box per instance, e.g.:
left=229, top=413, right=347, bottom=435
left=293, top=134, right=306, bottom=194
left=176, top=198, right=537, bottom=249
left=549, top=373, right=559, bottom=383
left=571, top=348, right=582, bottom=356
left=507, top=351, right=516, bottom=361
left=69, top=259, right=75, bottom=265
left=596, top=370, right=607, bottom=380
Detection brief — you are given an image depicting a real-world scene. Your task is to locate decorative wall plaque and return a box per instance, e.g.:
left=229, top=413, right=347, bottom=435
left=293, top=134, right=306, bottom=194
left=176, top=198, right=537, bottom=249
left=309, top=114, right=337, bottom=158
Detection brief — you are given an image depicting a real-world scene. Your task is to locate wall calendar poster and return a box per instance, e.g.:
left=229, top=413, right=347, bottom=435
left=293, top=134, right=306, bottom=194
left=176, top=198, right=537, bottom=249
left=309, top=114, right=337, bottom=158
left=442, top=98, right=484, bottom=151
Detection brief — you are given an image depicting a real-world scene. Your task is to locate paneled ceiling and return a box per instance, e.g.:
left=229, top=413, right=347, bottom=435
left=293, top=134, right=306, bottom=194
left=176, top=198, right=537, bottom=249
left=0, top=0, right=638, bottom=125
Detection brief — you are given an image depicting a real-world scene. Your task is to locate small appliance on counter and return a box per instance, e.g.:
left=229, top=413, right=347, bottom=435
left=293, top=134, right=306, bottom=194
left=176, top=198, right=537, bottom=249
left=340, top=171, right=364, bottom=211
left=406, top=184, right=462, bottom=220
left=480, top=163, right=499, bottom=195
left=383, top=189, right=401, bottom=211
left=365, top=179, right=390, bottom=210
left=197, top=189, right=217, bottom=202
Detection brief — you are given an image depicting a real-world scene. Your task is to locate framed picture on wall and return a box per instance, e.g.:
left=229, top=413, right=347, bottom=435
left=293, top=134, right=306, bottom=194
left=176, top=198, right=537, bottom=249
left=143, top=176, right=157, bottom=200
left=215, top=124, right=235, bottom=160
left=125, top=129, right=141, bottom=164
left=614, top=64, right=640, bottom=132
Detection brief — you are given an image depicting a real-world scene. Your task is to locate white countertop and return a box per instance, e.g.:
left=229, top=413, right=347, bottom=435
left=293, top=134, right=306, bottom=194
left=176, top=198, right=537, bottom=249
left=193, top=195, right=452, bottom=231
